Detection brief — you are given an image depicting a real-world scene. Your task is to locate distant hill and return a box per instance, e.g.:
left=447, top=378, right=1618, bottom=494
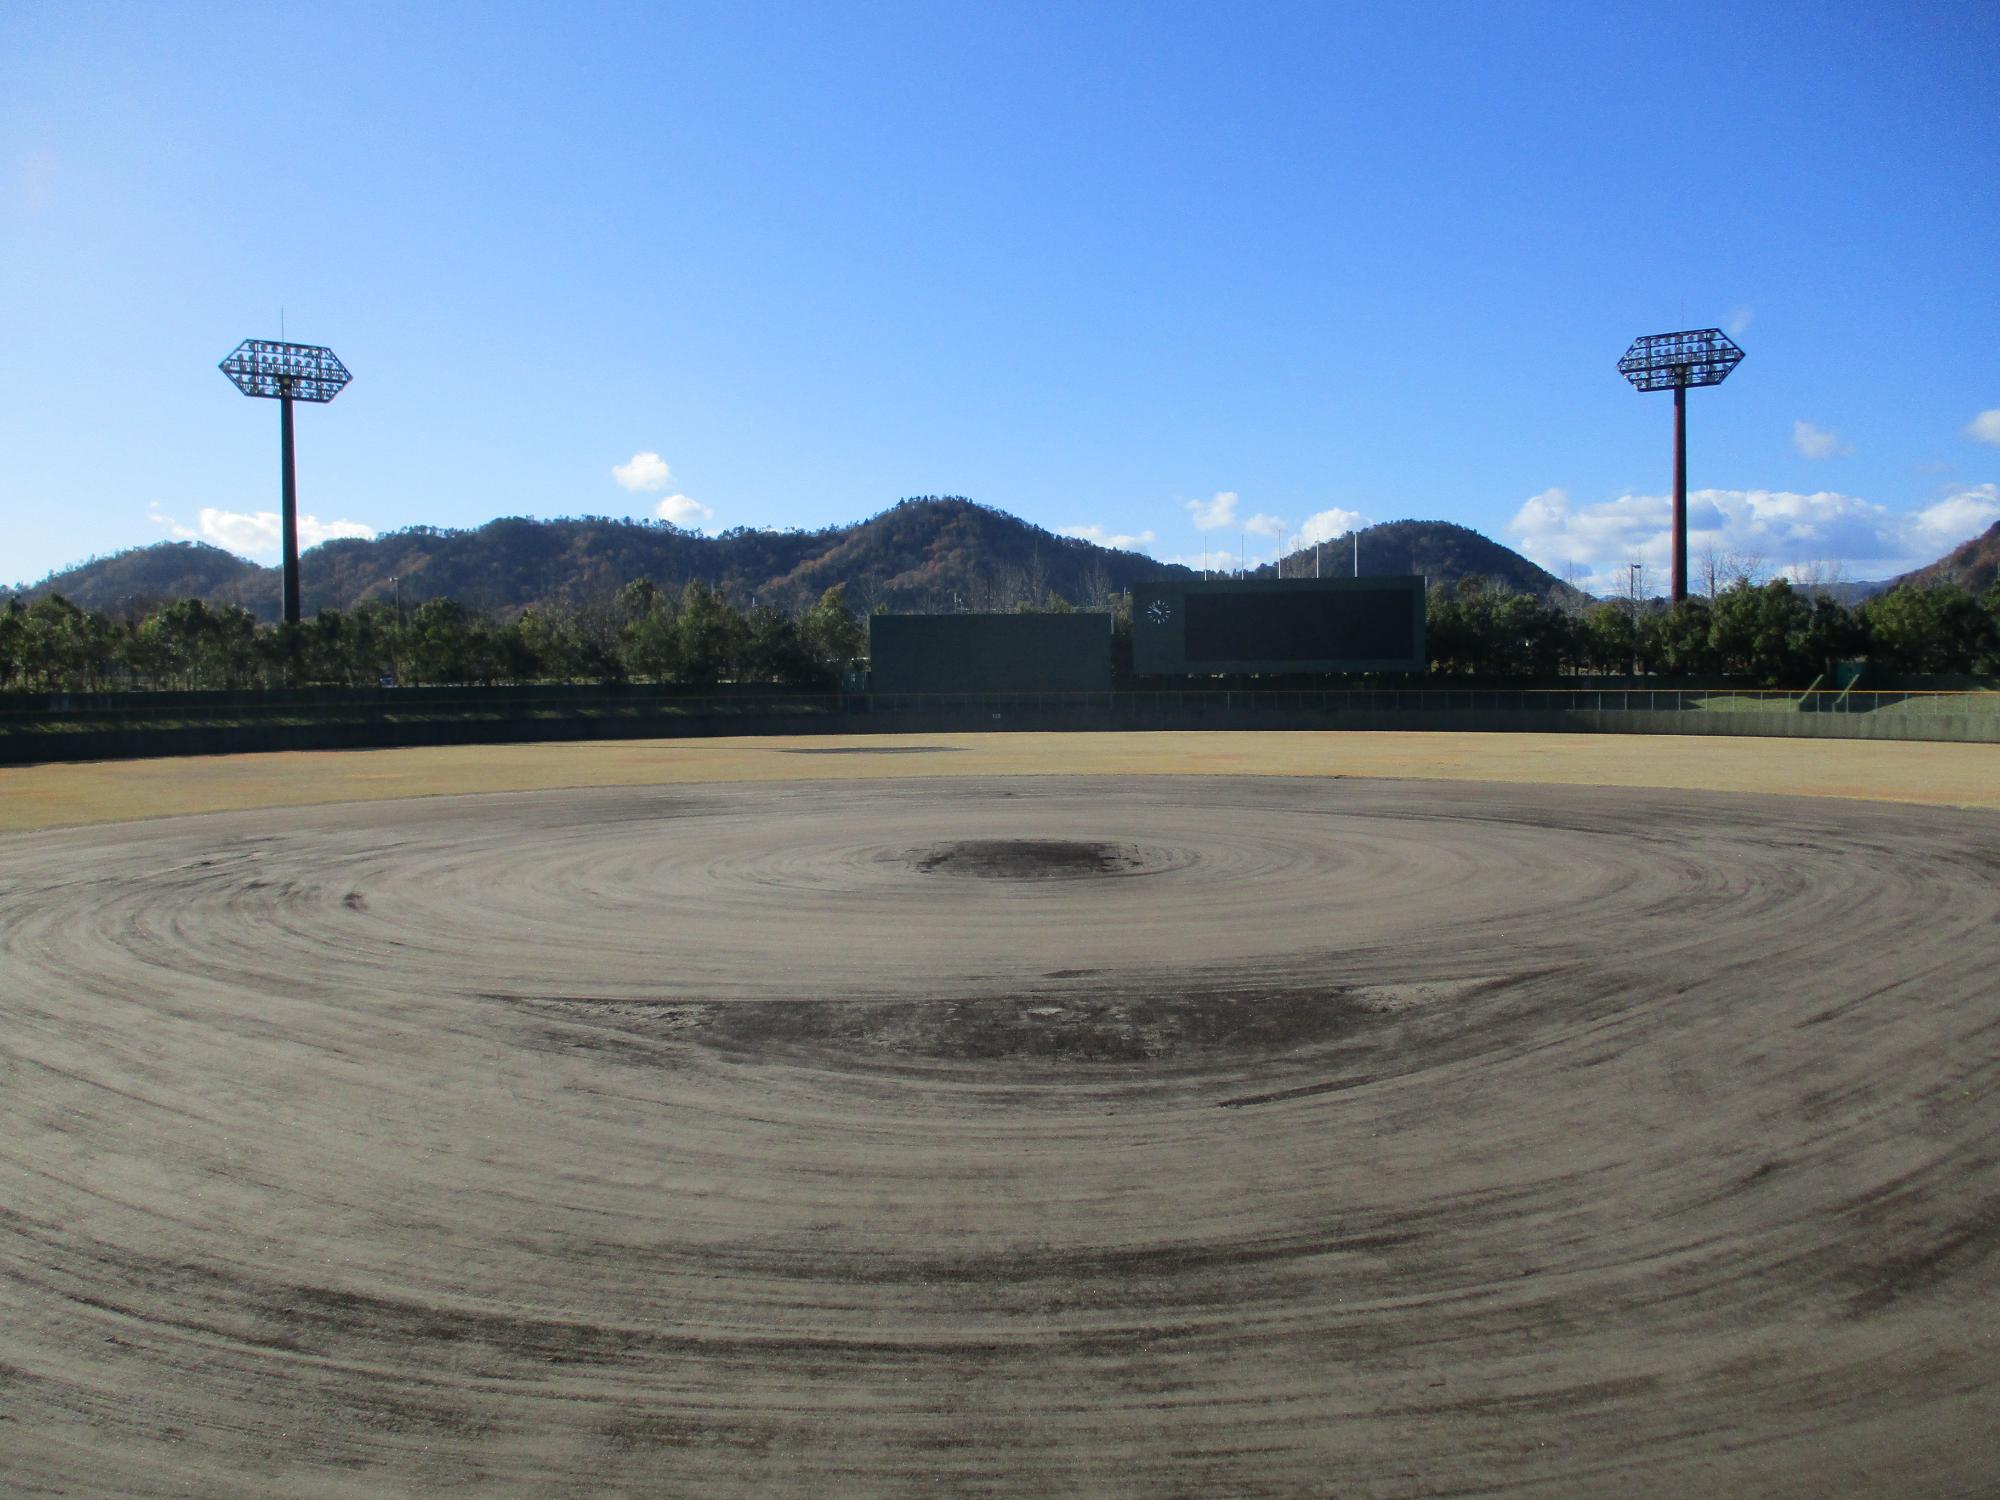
left=1889, top=519, right=2000, bottom=596
left=19, top=501, right=1599, bottom=619
left=20, top=498, right=1192, bottom=620
left=7, top=540, right=265, bottom=619
left=1259, top=519, right=1590, bottom=607
left=1808, top=579, right=1890, bottom=607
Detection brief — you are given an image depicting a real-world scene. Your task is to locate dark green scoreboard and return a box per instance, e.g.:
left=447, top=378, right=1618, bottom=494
left=869, top=612, right=1113, bottom=693
left=1132, top=577, right=1426, bottom=675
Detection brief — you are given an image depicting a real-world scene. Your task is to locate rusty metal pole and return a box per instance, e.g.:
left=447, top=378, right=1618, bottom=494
left=1671, top=382, right=1688, bottom=604
left=280, top=386, right=300, bottom=625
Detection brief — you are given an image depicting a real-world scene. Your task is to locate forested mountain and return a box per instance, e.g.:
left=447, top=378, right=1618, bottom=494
left=7, top=541, right=266, bottom=614
left=17, top=499, right=1187, bottom=620
left=1262, top=520, right=1589, bottom=606
left=9, top=500, right=1998, bottom=692
left=1891, top=519, right=2000, bottom=596
left=20, top=499, right=1643, bottom=620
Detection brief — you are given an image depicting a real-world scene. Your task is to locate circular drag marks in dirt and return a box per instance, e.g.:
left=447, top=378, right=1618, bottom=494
left=3, top=775, right=1998, bottom=1498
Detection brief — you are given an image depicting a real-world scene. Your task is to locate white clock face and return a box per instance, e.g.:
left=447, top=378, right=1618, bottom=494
left=1147, top=599, right=1173, bottom=626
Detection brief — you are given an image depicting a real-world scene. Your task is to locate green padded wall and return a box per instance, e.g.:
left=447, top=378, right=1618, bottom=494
left=869, top=613, right=1113, bottom=693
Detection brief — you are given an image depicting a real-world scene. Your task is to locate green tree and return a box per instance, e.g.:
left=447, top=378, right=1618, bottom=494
left=0, top=599, right=25, bottom=688
left=1861, top=584, right=1995, bottom=674
left=674, top=580, right=746, bottom=686
left=1425, top=578, right=1569, bottom=678
left=621, top=591, right=681, bottom=682
left=559, top=593, right=629, bottom=683
left=743, top=605, right=813, bottom=685
left=34, top=598, right=124, bottom=690
left=291, top=608, right=374, bottom=687
left=1708, top=580, right=1815, bottom=684
left=518, top=606, right=585, bottom=681
left=462, top=616, right=519, bottom=685
left=257, top=619, right=307, bottom=687
left=1797, top=594, right=1865, bottom=679
left=344, top=603, right=399, bottom=686
left=798, top=584, right=865, bottom=682
left=1579, top=601, right=1638, bottom=675
left=1424, top=584, right=1476, bottom=674
left=1497, top=591, right=1570, bottom=677
left=201, top=603, right=258, bottom=687
left=402, top=598, right=477, bottom=684
left=137, top=598, right=220, bottom=688
left=1980, top=584, right=2000, bottom=675
left=1645, top=597, right=1719, bottom=677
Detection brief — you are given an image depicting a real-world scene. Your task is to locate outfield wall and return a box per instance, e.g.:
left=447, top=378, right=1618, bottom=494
left=868, top=613, right=1112, bottom=694
left=4, top=688, right=1996, bottom=764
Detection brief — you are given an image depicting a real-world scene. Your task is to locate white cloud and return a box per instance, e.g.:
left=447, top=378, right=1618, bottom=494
left=1185, top=490, right=1238, bottom=530
left=1161, top=506, right=1374, bottom=572
left=295, top=514, right=375, bottom=548
left=150, top=502, right=196, bottom=539
left=1793, top=420, right=1851, bottom=459
left=613, top=451, right=672, bottom=491
left=1964, top=409, right=2000, bottom=446
left=1297, top=507, right=1368, bottom=545
left=654, top=493, right=713, bottom=528
left=1058, top=523, right=1156, bottom=552
left=1726, top=306, right=1754, bottom=337
left=149, top=503, right=375, bottom=558
left=1911, top=484, right=2000, bottom=546
left=1159, top=545, right=1287, bottom=573
left=1509, top=482, right=2000, bottom=595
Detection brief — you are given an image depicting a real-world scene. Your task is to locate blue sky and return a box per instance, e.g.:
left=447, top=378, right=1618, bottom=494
left=4, top=1, right=1996, bottom=595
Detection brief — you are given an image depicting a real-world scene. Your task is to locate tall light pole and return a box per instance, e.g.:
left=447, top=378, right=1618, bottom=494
left=1626, top=561, right=1643, bottom=675
left=219, top=339, right=353, bottom=625
left=1617, top=328, right=1743, bottom=604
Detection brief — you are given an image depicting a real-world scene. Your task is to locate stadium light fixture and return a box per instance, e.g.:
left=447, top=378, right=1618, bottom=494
left=1617, top=328, right=1743, bottom=604
left=219, top=338, right=353, bottom=625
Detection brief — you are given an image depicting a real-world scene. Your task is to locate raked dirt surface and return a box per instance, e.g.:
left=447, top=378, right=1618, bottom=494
left=2, top=735, right=1997, bottom=1496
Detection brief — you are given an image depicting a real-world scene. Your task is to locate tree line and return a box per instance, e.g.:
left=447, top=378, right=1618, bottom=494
left=0, top=581, right=867, bottom=693
left=1425, top=576, right=2000, bottom=682
left=3, top=575, right=1996, bottom=694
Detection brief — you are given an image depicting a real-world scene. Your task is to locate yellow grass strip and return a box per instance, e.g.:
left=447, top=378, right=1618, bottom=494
left=2, top=730, right=1994, bottom=834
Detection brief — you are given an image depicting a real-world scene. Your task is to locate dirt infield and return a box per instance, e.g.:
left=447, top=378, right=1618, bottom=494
left=3, top=740, right=1997, bottom=1496
left=1, top=728, right=1996, bottom=834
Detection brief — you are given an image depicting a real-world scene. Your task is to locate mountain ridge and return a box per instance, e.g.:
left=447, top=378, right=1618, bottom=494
left=1262, top=519, right=1590, bottom=607
left=1891, top=519, right=2000, bottom=596
left=12, top=499, right=1651, bottom=618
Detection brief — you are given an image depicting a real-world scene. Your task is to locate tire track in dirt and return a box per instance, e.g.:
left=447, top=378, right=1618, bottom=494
left=2, top=776, right=1996, bottom=1496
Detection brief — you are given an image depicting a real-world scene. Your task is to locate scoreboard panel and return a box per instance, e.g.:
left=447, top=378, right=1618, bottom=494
left=1133, top=576, right=1425, bottom=675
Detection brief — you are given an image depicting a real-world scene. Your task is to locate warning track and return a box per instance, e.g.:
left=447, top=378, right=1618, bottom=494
left=3, top=771, right=1997, bottom=1496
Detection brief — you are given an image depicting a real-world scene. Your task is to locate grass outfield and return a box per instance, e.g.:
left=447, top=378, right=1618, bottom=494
left=1, top=728, right=1994, bottom=832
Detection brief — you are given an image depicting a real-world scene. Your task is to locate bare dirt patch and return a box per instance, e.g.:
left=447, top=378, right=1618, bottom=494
left=908, top=837, right=1149, bottom=879
left=3, top=771, right=1997, bottom=1496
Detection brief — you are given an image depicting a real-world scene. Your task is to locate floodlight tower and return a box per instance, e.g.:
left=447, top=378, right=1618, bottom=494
left=1617, top=328, right=1743, bottom=603
left=219, top=339, right=353, bottom=625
